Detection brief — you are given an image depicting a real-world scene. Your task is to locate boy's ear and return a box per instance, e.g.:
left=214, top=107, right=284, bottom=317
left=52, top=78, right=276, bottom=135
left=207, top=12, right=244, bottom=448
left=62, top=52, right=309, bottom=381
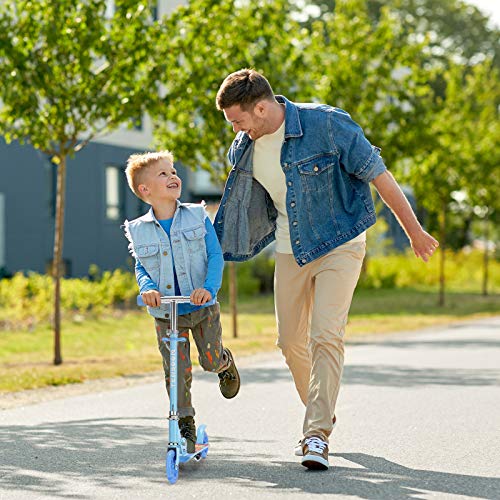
left=138, top=183, right=149, bottom=196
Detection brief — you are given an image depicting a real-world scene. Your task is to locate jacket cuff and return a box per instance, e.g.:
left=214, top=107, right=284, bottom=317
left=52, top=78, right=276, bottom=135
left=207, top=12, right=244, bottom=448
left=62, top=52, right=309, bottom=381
left=357, top=147, right=387, bottom=182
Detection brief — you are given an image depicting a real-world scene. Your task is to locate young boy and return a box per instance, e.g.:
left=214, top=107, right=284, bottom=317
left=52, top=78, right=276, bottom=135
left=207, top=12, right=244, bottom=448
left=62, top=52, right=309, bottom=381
left=123, top=150, right=240, bottom=453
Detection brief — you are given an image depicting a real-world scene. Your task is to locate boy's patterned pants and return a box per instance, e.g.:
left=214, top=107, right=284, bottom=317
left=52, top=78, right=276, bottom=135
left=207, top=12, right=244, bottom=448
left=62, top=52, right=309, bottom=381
left=154, top=302, right=229, bottom=417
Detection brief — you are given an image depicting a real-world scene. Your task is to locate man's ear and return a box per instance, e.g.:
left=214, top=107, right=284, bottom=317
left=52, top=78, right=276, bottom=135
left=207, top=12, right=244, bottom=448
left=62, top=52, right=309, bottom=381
left=254, top=101, right=267, bottom=117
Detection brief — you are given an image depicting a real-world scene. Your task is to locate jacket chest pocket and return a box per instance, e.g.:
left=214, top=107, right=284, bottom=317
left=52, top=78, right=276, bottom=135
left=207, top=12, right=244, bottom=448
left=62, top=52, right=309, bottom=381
left=297, top=156, right=335, bottom=192
left=136, top=243, right=160, bottom=270
left=182, top=224, right=207, bottom=254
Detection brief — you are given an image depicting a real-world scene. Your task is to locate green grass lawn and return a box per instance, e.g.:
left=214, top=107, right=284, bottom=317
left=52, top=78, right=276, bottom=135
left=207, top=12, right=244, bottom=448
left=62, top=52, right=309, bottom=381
left=1, top=289, right=498, bottom=393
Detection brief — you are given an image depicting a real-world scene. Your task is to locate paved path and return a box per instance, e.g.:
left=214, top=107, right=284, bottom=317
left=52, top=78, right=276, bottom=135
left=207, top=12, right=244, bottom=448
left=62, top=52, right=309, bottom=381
left=1, top=317, right=499, bottom=499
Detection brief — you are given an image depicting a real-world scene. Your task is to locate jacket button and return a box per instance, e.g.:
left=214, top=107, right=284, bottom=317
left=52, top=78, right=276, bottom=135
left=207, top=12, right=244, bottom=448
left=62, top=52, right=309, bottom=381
left=292, top=221, right=297, bottom=226
left=313, top=165, right=319, bottom=172
left=290, top=202, right=295, bottom=208
left=167, top=285, right=172, bottom=289
left=301, top=259, right=307, bottom=264
left=163, top=251, right=168, bottom=256
left=287, top=181, right=292, bottom=186
left=295, top=240, right=300, bottom=245
left=165, top=313, right=170, bottom=319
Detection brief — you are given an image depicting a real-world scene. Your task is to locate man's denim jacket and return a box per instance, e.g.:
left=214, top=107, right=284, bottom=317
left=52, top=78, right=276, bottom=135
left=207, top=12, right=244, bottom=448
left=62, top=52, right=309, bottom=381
left=124, top=202, right=213, bottom=318
left=214, top=95, right=387, bottom=266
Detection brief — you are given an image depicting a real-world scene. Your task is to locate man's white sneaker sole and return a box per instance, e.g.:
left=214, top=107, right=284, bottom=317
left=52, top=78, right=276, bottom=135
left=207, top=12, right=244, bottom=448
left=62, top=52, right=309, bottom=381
left=294, top=441, right=303, bottom=456
left=301, top=454, right=329, bottom=470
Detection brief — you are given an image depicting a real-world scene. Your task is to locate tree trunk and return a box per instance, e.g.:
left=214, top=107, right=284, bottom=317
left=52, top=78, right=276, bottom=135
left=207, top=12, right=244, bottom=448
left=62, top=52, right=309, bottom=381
left=53, top=155, right=67, bottom=365
left=229, top=261, right=238, bottom=338
left=482, top=216, right=489, bottom=296
left=438, top=202, right=447, bottom=307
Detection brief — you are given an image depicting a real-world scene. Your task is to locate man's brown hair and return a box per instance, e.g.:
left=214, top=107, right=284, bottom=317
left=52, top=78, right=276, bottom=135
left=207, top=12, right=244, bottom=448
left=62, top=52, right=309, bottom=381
left=125, top=150, right=174, bottom=200
left=216, top=68, right=274, bottom=111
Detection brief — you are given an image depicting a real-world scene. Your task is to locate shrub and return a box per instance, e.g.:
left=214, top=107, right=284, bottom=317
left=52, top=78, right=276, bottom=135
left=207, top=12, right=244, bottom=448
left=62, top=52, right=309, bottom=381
left=0, top=268, right=137, bottom=329
left=0, top=250, right=497, bottom=329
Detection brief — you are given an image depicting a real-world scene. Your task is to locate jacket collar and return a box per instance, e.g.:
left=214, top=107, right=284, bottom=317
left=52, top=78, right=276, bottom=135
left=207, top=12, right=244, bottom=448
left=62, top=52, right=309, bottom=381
left=137, top=200, right=182, bottom=222
left=276, top=95, right=303, bottom=138
left=231, top=94, right=302, bottom=167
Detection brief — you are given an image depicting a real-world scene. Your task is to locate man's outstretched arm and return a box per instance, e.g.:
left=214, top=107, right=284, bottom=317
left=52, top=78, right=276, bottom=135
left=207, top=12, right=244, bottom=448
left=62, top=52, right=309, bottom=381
left=371, top=171, right=439, bottom=262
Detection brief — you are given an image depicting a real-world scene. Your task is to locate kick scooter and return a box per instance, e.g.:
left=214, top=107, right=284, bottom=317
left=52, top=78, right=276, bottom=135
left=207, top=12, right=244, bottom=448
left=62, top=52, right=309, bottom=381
left=137, top=295, right=209, bottom=484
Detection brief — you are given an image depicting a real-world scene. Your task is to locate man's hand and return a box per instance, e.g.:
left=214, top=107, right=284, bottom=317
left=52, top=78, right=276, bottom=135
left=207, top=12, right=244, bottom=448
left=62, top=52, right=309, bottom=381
left=141, top=289, right=161, bottom=307
left=372, top=171, right=439, bottom=262
left=190, top=288, right=212, bottom=305
left=410, top=230, right=439, bottom=262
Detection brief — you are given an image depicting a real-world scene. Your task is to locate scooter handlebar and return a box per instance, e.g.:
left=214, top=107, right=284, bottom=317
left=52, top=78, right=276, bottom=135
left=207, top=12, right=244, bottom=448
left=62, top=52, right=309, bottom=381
left=136, top=295, right=192, bottom=307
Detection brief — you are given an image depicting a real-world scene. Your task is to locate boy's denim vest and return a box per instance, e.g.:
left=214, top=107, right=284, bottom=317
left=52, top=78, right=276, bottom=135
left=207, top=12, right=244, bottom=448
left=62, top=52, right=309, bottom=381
left=124, top=202, right=213, bottom=319
left=214, top=95, right=387, bottom=266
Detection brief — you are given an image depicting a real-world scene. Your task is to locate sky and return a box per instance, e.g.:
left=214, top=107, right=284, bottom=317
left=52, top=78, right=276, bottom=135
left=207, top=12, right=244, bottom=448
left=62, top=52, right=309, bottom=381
left=466, top=0, right=500, bottom=27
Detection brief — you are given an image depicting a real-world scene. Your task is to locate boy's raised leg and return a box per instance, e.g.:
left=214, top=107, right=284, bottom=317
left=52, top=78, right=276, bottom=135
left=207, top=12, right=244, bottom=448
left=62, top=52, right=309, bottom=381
left=191, top=303, right=240, bottom=399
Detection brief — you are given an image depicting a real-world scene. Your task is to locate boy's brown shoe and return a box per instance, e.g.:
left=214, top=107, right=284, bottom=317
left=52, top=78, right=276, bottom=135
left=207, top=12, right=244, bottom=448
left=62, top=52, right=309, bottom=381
left=301, top=436, right=329, bottom=470
left=218, top=348, right=240, bottom=399
left=179, top=416, right=196, bottom=454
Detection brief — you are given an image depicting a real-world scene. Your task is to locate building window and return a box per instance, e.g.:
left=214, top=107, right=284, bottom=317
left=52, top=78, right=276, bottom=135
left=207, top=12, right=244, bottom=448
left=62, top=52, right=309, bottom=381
left=130, top=115, right=143, bottom=131
left=151, top=2, right=158, bottom=21
left=106, top=165, right=125, bottom=220
left=44, top=154, right=58, bottom=218
left=0, top=193, right=5, bottom=271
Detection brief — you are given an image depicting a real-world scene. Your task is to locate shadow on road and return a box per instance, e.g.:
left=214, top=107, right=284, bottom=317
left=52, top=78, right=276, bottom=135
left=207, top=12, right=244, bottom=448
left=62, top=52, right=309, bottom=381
left=351, top=338, right=500, bottom=349
left=1, top=418, right=498, bottom=499
left=342, top=365, right=500, bottom=387
left=183, top=450, right=500, bottom=499
left=194, top=364, right=500, bottom=388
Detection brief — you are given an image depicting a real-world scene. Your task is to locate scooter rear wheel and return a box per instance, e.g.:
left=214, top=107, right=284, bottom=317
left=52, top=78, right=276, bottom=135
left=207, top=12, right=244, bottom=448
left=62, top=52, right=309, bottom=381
left=200, top=430, right=209, bottom=459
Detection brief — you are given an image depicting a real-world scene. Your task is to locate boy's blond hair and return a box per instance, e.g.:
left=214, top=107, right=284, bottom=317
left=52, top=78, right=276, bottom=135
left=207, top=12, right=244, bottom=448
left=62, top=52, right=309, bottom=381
left=125, top=150, right=174, bottom=200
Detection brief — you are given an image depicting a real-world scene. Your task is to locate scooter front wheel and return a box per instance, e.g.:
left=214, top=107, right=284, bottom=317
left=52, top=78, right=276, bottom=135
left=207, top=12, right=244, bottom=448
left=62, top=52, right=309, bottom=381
left=166, top=449, right=178, bottom=484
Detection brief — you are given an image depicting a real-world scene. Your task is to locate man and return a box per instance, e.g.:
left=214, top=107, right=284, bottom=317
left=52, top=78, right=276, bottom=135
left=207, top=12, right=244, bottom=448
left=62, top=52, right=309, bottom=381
left=214, top=69, right=438, bottom=470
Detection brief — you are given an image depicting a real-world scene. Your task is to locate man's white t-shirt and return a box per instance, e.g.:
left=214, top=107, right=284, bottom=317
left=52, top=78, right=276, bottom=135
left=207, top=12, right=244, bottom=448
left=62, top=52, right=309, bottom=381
left=252, top=119, right=366, bottom=255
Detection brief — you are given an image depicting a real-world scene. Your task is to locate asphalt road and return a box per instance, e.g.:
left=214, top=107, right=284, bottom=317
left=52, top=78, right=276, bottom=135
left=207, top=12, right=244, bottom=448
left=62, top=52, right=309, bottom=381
left=1, top=317, right=499, bottom=499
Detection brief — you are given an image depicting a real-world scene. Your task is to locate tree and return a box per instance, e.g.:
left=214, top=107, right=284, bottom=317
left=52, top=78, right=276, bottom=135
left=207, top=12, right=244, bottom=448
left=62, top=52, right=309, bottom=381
left=155, top=0, right=435, bottom=175
left=301, top=0, right=500, bottom=68
left=154, top=0, right=309, bottom=182
left=397, top=60, right=499, bottom=304
left=456, top=61, right=500, bottom=295
left=0, top=0, right=168, bottom=364
left=298, top=0, right=432, bottom=167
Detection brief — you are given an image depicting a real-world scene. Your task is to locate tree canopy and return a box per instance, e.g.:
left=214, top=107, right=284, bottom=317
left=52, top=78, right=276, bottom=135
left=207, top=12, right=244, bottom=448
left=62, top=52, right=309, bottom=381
left=0, top=0, right=167, bottom=156
left=0, top=0, right=169, bottom=363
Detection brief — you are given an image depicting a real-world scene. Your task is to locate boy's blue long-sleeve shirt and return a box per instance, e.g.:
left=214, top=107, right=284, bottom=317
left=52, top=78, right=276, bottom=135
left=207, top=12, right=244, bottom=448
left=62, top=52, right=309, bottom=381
left=135, top=217, right=224, bottom=316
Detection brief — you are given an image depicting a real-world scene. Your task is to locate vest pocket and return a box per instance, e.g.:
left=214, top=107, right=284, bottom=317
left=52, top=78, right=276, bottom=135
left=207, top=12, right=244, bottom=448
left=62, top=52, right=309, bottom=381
left=182, top=224, right=207, bottom=254
left=136, top=243, right=160, bottom=270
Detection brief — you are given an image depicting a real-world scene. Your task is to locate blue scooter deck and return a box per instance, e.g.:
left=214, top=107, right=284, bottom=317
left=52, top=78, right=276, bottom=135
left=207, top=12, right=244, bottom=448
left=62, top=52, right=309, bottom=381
left=178, top=444, right=209, bottom=464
